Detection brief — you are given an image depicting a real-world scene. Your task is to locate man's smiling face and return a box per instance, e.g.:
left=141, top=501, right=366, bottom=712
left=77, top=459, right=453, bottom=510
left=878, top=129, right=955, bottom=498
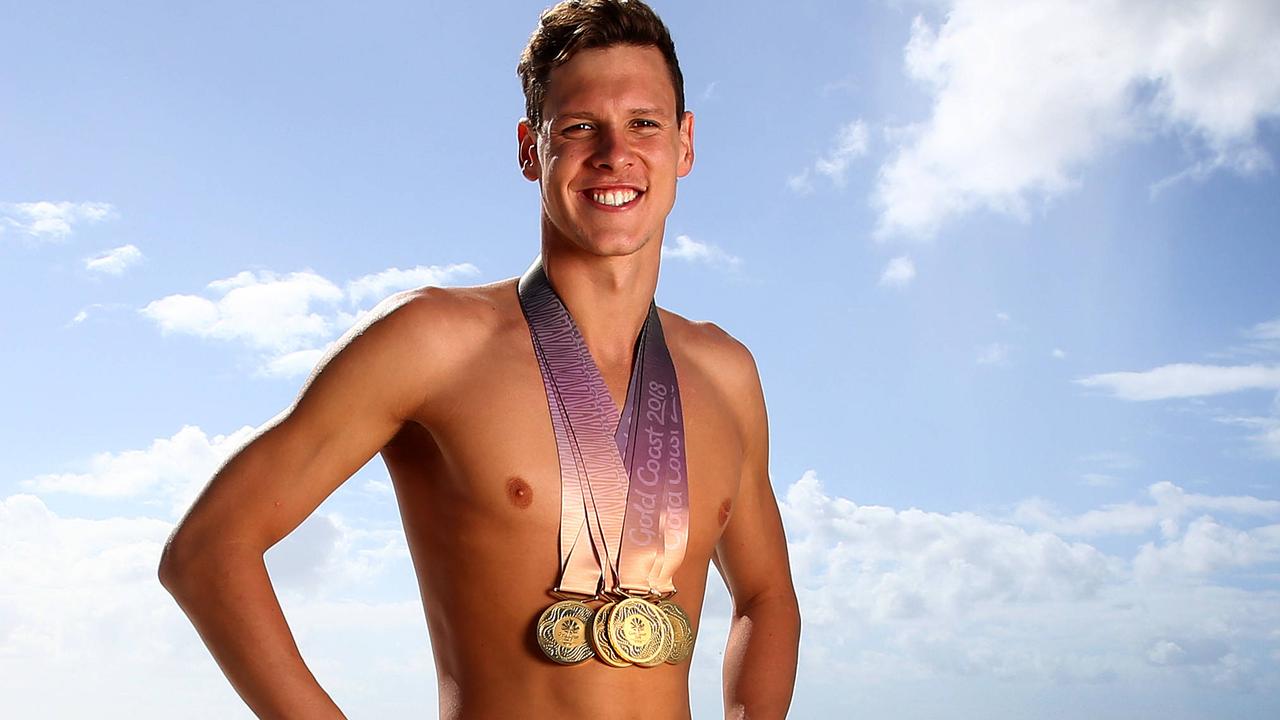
left=519, top=44, right=694, bottom=258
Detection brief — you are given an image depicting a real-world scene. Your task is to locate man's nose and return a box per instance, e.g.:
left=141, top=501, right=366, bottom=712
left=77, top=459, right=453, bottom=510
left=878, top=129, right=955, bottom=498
left=590, top=126, right=635, bottom=171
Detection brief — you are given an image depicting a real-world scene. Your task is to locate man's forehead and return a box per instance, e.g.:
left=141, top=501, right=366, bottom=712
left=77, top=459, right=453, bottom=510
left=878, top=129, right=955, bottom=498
left=541, top=45, right=676, bottom=115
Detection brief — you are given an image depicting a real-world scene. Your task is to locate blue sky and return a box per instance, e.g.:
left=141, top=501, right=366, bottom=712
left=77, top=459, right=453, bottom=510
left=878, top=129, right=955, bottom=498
left=3, top=0, right=1279, bottom=717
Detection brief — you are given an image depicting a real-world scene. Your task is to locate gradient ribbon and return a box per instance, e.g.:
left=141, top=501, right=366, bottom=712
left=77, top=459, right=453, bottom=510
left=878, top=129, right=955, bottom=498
left=518, top=255, right=690, bottom=598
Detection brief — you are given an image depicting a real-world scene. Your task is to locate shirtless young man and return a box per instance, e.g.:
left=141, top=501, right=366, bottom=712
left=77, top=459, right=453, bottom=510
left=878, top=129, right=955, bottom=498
left=157, top=1, right=801, bottom=718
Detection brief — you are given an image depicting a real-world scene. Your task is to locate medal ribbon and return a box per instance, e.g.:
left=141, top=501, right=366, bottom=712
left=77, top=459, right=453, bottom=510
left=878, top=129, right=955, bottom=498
left=518, top=255, right=690, bottom=598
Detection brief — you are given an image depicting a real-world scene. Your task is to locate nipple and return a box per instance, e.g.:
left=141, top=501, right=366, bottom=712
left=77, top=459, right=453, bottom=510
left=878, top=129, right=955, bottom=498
left=506, top=476, right=534, bottom=509
left=718, top=498, right=733, bottom=527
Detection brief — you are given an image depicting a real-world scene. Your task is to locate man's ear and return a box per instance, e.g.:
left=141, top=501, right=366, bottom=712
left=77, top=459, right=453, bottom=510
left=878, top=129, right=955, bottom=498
left=517, top=119, right=541, bottom=182
left=676, top=110, right=695, bottom=178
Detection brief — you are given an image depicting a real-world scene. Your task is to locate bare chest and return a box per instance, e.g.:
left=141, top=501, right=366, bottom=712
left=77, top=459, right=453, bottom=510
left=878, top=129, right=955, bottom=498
left=381, top=329, right=742, bottom=603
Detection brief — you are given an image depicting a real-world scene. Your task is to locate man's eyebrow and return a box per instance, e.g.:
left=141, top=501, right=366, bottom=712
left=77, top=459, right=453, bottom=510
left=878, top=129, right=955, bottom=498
left=555, top=108, right=667, bottom=121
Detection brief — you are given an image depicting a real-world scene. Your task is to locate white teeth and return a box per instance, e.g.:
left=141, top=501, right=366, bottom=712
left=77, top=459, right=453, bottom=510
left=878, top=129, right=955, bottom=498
left=590, top=189, right=639, bottom=206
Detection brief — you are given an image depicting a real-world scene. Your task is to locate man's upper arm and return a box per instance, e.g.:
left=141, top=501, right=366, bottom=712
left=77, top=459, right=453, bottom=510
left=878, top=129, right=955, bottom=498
left=712, top=337, right=798, bottom=612
left=161, top=289, right=447, bottom=567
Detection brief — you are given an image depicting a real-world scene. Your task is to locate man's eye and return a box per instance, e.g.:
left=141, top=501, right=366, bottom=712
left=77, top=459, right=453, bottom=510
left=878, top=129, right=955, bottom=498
left=634, top=119, right=659, bottom=128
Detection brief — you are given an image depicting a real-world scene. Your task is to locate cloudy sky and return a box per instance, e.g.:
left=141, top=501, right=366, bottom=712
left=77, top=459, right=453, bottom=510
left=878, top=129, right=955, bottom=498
left=3, top=0, right=1279, bottom=717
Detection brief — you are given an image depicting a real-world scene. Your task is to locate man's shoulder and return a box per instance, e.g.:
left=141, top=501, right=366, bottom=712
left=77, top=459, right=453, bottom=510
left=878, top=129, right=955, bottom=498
left=395, top=277, right=516, bottom=316
left=344, top=278, right=521, bottom=373
left=378, top=278, right=520, bottom=338
left=657, top=307, right=761, bottom=393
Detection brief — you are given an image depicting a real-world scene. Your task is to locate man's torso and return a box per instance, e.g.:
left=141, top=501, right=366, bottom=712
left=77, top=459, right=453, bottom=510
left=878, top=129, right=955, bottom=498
left=377, top=278, right=745, bottom=719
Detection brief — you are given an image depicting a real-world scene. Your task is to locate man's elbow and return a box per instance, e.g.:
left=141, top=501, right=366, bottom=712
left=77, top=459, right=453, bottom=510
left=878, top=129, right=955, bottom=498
left=156, top=527, right=244, bottom=594
left=776, top=593, right=802, bottom=636
left=157, top=530, right=195, bottom=593
left=734, top=587, right=801, bottom=627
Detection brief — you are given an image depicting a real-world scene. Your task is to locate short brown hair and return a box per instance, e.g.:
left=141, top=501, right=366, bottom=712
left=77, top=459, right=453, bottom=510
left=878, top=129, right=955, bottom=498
left=517, top=0, right=685, bottom=129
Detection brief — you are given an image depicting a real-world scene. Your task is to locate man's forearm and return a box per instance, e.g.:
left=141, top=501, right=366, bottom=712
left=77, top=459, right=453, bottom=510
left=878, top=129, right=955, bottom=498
left=722, top=592, right=801, bottom=719
left=159, top=544, right=346, bottom=720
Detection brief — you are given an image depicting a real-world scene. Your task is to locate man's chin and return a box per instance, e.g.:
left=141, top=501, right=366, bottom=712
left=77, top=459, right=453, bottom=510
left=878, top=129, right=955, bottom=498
left=541, top=214, right=661, bottom=258
left=569, top=233, right=656, bottom=258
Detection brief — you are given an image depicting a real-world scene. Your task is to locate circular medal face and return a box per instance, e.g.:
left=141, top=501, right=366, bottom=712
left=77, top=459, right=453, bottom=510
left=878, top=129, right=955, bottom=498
left=657, top=600, right=695, bottom=664
left=607, top=597, right=670, bottom=666
left=536, top=600, right=595, bottom=665
left=634, top=608, right=674, bottom=668
left=588, top=601, right=632, bottom=668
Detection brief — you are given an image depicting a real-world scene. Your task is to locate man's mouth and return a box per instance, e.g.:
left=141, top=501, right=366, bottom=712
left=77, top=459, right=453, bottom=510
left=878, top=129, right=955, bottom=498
left=581, top=187, right=644, bottom=209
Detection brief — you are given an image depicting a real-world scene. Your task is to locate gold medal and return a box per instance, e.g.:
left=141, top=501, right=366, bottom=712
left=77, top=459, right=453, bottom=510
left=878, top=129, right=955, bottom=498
left=535, top=600, right=595, bottom=665
left=634, top=607, right=674, bottom=668
left=607, top=597, right=671, bottom=665
left=588, top=601, right=632, bottom=667
left=658, top=599, right=695, bottom=664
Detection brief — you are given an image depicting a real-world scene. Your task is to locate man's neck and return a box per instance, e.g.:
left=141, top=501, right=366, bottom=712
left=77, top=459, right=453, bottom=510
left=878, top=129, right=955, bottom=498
left=538, top=234, right=661, bottom=370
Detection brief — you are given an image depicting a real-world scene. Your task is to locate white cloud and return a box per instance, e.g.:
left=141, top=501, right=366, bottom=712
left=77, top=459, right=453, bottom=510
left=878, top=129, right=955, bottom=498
left=258, top=347, right=330, bottom=379
left=815, top=120, right=870, bottom=187
left=263, top=510, right=411, bottom=595
left=784, top=471, right=1120, bottom=621
left=790, top=119, right=870, bottom=192
left=1145, top=637, right=1233, bottom=668
left=1013, top=480, right=1280, bottom=537
left=1149, top=144, right=1273, bottom=197
left=661, top=234, right=742, bottom=270
left=345, top=263, right=479, bottom=305
left=781, top=470, right=1280, bottom=696
left=12, top=428, right=407, bottom=586
left=1134, top=515, right=1280, bottom=579
left=1080, top=473, right=1117, bottom=488
left=1216, top=316, right=1280, bottom=361
left=142, top=269, right=345, bottom=355
left=0, top=491, right=422, bottom=718
left=66, top=302, right=127, bottom=327
left=1079, top=450, right=1139, bottom=471
left=140, top=263, right=478, bottom=377
left=1075, top=363, right=1280, bottom=401
left=874, top=0, right=1280, bottom=238
left=1259, top=422, right=1280, bottom=459
left=8, top=454, right=1280, bottom=716
left=84, top=244, right=143, bottom=275
left=1052, top=347, right=1066, bottom=359
left=0, top=201, right=115, bottom=241
left=786, top=170, right=815, bottom=195
left=23, top=424, right=257, bottom=517
left=878, top=255, right=916, bottom=287
left=1080, top=326, right=1280, bottom=457
left=976, top=341, right=1010, bottom=365
left=0, top=493, right=182, bottom=671
left=18, top=423, right=416, bottom=580
left=1213, top=413, right=1280, bottom=460
left=1246, top=318, right=1280, bottom=344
